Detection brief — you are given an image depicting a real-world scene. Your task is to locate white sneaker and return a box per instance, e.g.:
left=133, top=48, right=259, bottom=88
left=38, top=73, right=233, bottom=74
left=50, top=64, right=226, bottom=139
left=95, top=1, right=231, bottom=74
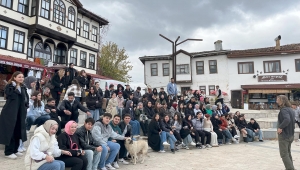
left=5, top=154, right=17, bottom=159
left=105, top=163, right=116, bottom=170
left=159, top=150, right=166, bottom=153
left=226, top=142, right=232, bottom=145
left=202, top=145, right=206, bottom=149
left=101, top=168, right=108, bottom=170
left=297, top=139, right=300, bottom=142
left=234, top=135, right=240, bottom=139
left=206, top=144, right=212, bottom=148
left=190, top=142, right=196, bottom=146
left=235, top=140, right=239, bottom=144
left=112, top=162, right=119, bottom=169
left=17, top=148, right=23, bottom=153
left=26, top=130, right=30, bottom=134
left=185, top=146, right=190, bottom=150
left=163, top=142, right=170, bottom=146
left=21, top=147, right=26, bottom=152
left=232, top=138, right=237, bottom=142
left=118, top=158, right=129, bottom=165
left=15, top=152, right=23, bottom=156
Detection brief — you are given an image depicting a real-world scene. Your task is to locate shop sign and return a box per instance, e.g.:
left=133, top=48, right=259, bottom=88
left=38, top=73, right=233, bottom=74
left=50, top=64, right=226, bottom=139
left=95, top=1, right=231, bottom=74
left=0, top=59, right=44, bottom=71
left=258, top=75, right=287, bottom=82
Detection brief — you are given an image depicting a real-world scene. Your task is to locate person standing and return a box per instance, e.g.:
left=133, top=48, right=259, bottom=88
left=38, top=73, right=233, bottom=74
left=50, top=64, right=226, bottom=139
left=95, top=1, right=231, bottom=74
left=50, top=69, right=65, bottom=106
left=215, top=85, right=224, bottom=105
left=76, top=70, right=89, bottom=103
left=167, top=78, right=177, bottom=100
left=86, top=86, right=102, bottom=121
left=276, top=95, right=295, bottom=170
left=66, top=63, right=78, bottom=86
left=0, top=71, right=29, bottom=159
left=291, top=103, right=300, bottom=142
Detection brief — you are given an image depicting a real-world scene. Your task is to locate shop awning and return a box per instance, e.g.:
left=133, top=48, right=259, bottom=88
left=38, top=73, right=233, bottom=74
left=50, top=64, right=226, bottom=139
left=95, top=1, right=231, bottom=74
left=242, top=84, right=300, bottom=89
left=248, top=89, right=290, bottom=93
left=0, top=54, right=45, bottom=71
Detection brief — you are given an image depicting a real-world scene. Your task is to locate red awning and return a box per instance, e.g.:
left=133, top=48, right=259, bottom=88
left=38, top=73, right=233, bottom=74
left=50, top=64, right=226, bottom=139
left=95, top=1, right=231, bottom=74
left=0, top=54, right=45, bottom=71
left=87, top=73, right=110, bottom=80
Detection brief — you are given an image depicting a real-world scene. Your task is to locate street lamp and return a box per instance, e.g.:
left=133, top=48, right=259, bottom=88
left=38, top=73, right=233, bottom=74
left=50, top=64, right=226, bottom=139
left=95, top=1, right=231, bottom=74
left=159, top=34, right=203, bottom=82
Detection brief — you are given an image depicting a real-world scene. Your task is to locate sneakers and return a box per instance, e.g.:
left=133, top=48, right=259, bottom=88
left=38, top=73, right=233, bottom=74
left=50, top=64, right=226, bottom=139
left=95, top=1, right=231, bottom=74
left=190, top=142, right=196, bottom=146
left=112, top=162, right=119, bottom=169
left=202, top=145, right=206, bottom=149
left=185, top=146, right=190, bottom=150
left=226, top=142, right=232, bottom=145
left=196, top=146, right=202, bottom=149
left=15, top=152, right=23, bottom=156
left=5, top=154, right=17, bottom=159
left=159, top=150, right=166, bottom=153
left=259, top=140, right=264, bottom=142
left=171, top=149, right=175, bottom=154
left=297, top=139, right=300, bottom=142
left=101, top=168, right=108, bottom=170
left=233, top=135, right=240, bottom=139
left=206, top=144, right=212, bottom=148
left=162, top=142, right=170, bottom=146
left=118, top=158, right=129, bottom=165
left=232, top=138, right=237, bottom=142
left=105, top=163, right=116, bottom=170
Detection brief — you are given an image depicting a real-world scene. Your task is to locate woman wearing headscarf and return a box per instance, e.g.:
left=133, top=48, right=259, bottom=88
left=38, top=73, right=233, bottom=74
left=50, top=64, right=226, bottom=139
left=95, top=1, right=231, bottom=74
left=57, top=121, right=88, bottom=170
left=206, top=104, right=212, bottom=116
left=169, top=102, right=178, bottom=118
left=147, top=113, right=161, bottom=152
left=211, top=105, right=218, bottom=115
left=25, top=120, right=69, bottom=170
left=211, top=113, right=224, bottom=145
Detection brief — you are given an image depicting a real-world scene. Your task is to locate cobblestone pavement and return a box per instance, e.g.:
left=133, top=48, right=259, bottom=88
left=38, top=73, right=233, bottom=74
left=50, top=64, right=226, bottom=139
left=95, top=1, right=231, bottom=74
left=1, top=140, right=299, bottom=170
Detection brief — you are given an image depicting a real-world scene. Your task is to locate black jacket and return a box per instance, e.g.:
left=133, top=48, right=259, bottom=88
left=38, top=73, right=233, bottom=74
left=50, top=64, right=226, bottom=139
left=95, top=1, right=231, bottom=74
left=122, top=101, right=135, bottom=120
left=119, top=121, right=132, bottom=137
left=236, top=119, right=248, bottom=130
left=57, top=132, right=82, bottom=158
left=51, top=73, right=65, bottom=92
left=211, top=117, right=222, bottom=131
left=185, top=108, right=194, bottom=117
left=278, top=107, right=295, bottom=139
left=66, top=67, right=77, bottom=85
left=96, top=87, right=103, bottom=98
left=114, top=84, right=124, bottom=96
left=158, top=91, right=168, bottom=101
left=247, top=121, right=261, bottom=131
left=144, top=106, right=155, bottom=119
left=76, top=126, right=99, bottom=151
left=86, top=93, right=102, bottom=110
left=104, top=89, right=114, bottom=98
left=180, top=119, right=193, bottom=139
left=45, top=104, right=59, bottom=120
left=76, top=76, right=88, bottom=88
left=123, top=89, right=132, bottom=100
left=160, top=119, right=172, bottom=132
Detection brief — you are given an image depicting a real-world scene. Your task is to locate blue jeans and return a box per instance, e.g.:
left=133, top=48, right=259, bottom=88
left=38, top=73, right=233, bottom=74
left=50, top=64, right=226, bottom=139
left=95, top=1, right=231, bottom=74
left=246, top=128, right=254, bottom=141
left=253, top=129, right=263, bottom=140
left=98, top=141, right=120, bottom=168
left=222, top=129, right=233, bottom=143
left=99, top=108, right=104, bottom=117
left=89, top=109, right=99, bottom=122
left=37, top=160, right=65, bottom=170
left=130, top=120, right=140, bottom=136
left=160, top=131, right=177, bottom=150
left=26, top=115, right=51, bottom=130
left=85, top=149, right=102, bottom=170
left=118, top=108, right=124, bottom=119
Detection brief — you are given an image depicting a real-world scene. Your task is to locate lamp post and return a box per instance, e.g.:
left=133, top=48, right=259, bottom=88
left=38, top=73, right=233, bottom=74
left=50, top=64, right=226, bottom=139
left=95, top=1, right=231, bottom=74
left=159, top=34, right=202, bottom=82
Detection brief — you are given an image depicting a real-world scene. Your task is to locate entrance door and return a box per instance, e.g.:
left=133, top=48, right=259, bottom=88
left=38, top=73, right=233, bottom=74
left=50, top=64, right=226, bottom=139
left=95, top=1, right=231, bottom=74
left=231, top=90, right=242, bottom=109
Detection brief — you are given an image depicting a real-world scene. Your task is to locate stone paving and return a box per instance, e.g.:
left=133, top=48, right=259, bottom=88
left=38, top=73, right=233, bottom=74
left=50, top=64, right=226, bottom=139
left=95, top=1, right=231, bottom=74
left=1, top=140, right=299, bottom=170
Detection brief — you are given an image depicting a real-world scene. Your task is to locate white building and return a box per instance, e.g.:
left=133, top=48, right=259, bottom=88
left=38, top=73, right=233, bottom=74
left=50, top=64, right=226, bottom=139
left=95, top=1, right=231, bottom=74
left=0, top=0, right=108, bottom=74
left=139, top=40, right=300, bottom=109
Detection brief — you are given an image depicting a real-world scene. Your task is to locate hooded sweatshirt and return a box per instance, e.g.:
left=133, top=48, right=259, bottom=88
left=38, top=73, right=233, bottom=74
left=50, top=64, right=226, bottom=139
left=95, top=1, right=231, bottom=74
left=192, top=117, right=204, bottom=131
left=122, top=100, right=135, bottom=120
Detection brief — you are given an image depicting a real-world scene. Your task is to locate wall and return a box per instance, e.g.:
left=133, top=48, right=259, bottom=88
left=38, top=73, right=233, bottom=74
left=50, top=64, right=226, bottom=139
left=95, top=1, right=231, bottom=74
left=0, top=2, right=36, bottom=25
left=175, top=53, right=191, bottom=81
left=77, top=13, right=100, bottom=46
left=71, top=44, right=97, bottom=74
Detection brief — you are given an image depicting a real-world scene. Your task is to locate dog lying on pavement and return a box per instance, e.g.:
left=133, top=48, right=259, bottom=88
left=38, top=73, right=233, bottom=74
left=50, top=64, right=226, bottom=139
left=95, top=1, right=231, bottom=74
left=124, top=138, right=149, bottom=164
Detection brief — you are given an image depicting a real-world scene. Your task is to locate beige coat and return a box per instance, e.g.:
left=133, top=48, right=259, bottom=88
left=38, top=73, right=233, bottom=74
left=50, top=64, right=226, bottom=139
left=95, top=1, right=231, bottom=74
left=106, top=98, right=118, bottom=117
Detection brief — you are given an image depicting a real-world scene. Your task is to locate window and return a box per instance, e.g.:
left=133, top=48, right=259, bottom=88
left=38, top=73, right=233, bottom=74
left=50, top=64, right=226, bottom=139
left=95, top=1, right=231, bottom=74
left=162, top=63, right=169, bottom=76
left=34, top=42, right=52, bottom=62
left=238, top=62, right=254, bottom=74
left=54, top=44, right=66, bottom=64
left=150, top=63, right=157, bottom=76
left=31, top=0, right=36, bottom=16
left=200, top=86, right=206, bottom=95
left=40, top=0, right=50, bottom=19
left=18, top=0, right=29, bottom=14
left=196, top=61, right=204, bottom=74
left=263, top=60, right=281, bottom=73
left=80, top=51, right=87, bottom=67
left=83, top=22, right=89, bottom=39
left=67, top=7, right=75, bottom=29
left=0, top=25, right=8, bottom=49
left=53, top=0, right=65, bottom=25
left=89, top=54, right=95, bottom=69
left=91, top=26, right=97, bottom=42
left=27, top=39, right=33, bottom=58
left=295, top=59, right=300, bottom=72
left=209, top=85, right=215, bottom=95
left=77, top=19, right=81, bottom=35
left=209, top=60, right=217, bottom=74
left=0, top=0, right=12, bottom=8
left=70, top=48, right=77, bottom=65
left=176, top=64, right=189, bottom=74
left=13, top=30, right=25, bottom=52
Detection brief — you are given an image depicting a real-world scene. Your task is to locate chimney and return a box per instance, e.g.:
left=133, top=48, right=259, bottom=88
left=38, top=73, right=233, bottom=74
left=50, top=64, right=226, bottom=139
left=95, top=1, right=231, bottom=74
left=214, top=40, right=223, bottom=51
left=274, top=35, right=281, bottom=50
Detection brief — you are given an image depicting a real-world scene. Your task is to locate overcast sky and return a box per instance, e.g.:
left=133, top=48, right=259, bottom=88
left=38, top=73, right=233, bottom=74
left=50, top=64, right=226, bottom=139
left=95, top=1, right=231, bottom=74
left=82, top=0, right=300, bottom=88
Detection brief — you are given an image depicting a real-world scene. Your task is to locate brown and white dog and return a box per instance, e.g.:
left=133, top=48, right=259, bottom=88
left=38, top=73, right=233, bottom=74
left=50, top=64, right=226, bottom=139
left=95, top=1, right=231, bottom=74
left=124, top=138, right=149, bottom=164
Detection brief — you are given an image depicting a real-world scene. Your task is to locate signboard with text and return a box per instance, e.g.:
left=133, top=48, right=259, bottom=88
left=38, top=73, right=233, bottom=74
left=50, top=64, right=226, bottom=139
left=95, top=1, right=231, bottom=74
left=0, top=59, right=44, bottom=71
left=258, top=75, right=287, bottom=82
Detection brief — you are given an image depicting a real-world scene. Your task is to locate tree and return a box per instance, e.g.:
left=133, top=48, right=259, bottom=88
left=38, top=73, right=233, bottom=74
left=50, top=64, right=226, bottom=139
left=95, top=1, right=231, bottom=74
left=97, top=41, right=133, bottom=83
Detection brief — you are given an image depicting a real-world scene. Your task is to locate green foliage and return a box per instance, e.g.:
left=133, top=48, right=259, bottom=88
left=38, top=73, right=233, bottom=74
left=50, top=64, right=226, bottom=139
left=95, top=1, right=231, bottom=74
left=97, top=41, right=133, bottom=83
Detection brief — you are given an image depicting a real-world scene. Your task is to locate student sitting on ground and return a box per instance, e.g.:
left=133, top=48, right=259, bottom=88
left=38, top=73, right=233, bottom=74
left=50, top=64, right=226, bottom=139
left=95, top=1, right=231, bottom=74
left=26, top=91, right=51, bottom=133
left=45, top=98, right=62, bottom=136
left=248, top=118, right=264, bottom=142
left=181, top=114, right=201, bottom=148
left=122, top=100, right=140, bottom=136
left=220, top=114, right=238, bottom=144
left=76, top=118, right=102, bottom=170
left=211, top=113, right=224, bottom=145
left=160, top=114, right=178, bottom=154
left=91, top=113, right=128, bottom=170
left=192, top=112, right=212, bottom=148
left=58, top=92, right=91, bottom=128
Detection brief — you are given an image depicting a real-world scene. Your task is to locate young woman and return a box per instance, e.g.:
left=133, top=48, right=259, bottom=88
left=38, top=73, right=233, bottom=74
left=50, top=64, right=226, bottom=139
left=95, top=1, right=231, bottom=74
left=50, top=69, right=65, bottom=106
left=171, top=113, right=183, bottom=148
left=178, top=103, right=185, bottom=118
left=234, top=111, right=241, bottom=125
left=25, top=120, right=70, bottom=170
left=57, top=121, right=88, bottom=170
left=144, top=101, right=155, bottom=120
left=193, top=90, right=200, bottom=101
left=216, top=103, right=223, bottom=116
left=178, top=96, right=185, bottom=108
left=227, top=113, right=240, bottom=141
left=152, top=88, right=158, bottom=97
left=76, top=70, right=89, bottom=89
left=26, top=91, right=51, bottom=132
left=211, top=114, right=224, bottom=145
left=106, top=93, right=118, bottom=117
left=220, top=114, right=237, bottom=144
left=185, top=103, right=194, bottom=118
left=203, top=114, right=218, bottom=147
left=204, top=97, right=210, bottom=105
left=166, top=95, right=174, bottom=109
left=64, top=79, right=82, bottom=102
left=206, top=104, right=212, bottom=116
left=169, top=102, right=178, bottom=118
left=0, top=71, right=29, bottom=159
left=154, top=102, right=165, bottom=118
left=157, top=93, right=167, bottom=105
left=181, top=114, right=200, bottom=148
left=160, top=114, right=178, bottom=153
left=86, top=86, right=102, bottom=121
left=148, top=113, right=162, bottom=152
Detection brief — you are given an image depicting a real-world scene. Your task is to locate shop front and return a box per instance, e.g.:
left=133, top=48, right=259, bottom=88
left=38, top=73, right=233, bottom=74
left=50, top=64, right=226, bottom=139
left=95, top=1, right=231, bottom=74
left=241, top=84, right=300, bottom=110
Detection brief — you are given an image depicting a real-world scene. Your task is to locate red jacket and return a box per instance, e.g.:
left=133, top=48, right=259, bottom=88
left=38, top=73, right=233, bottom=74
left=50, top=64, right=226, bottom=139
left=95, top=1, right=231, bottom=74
left=220, top=118, right=228, bottom=130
